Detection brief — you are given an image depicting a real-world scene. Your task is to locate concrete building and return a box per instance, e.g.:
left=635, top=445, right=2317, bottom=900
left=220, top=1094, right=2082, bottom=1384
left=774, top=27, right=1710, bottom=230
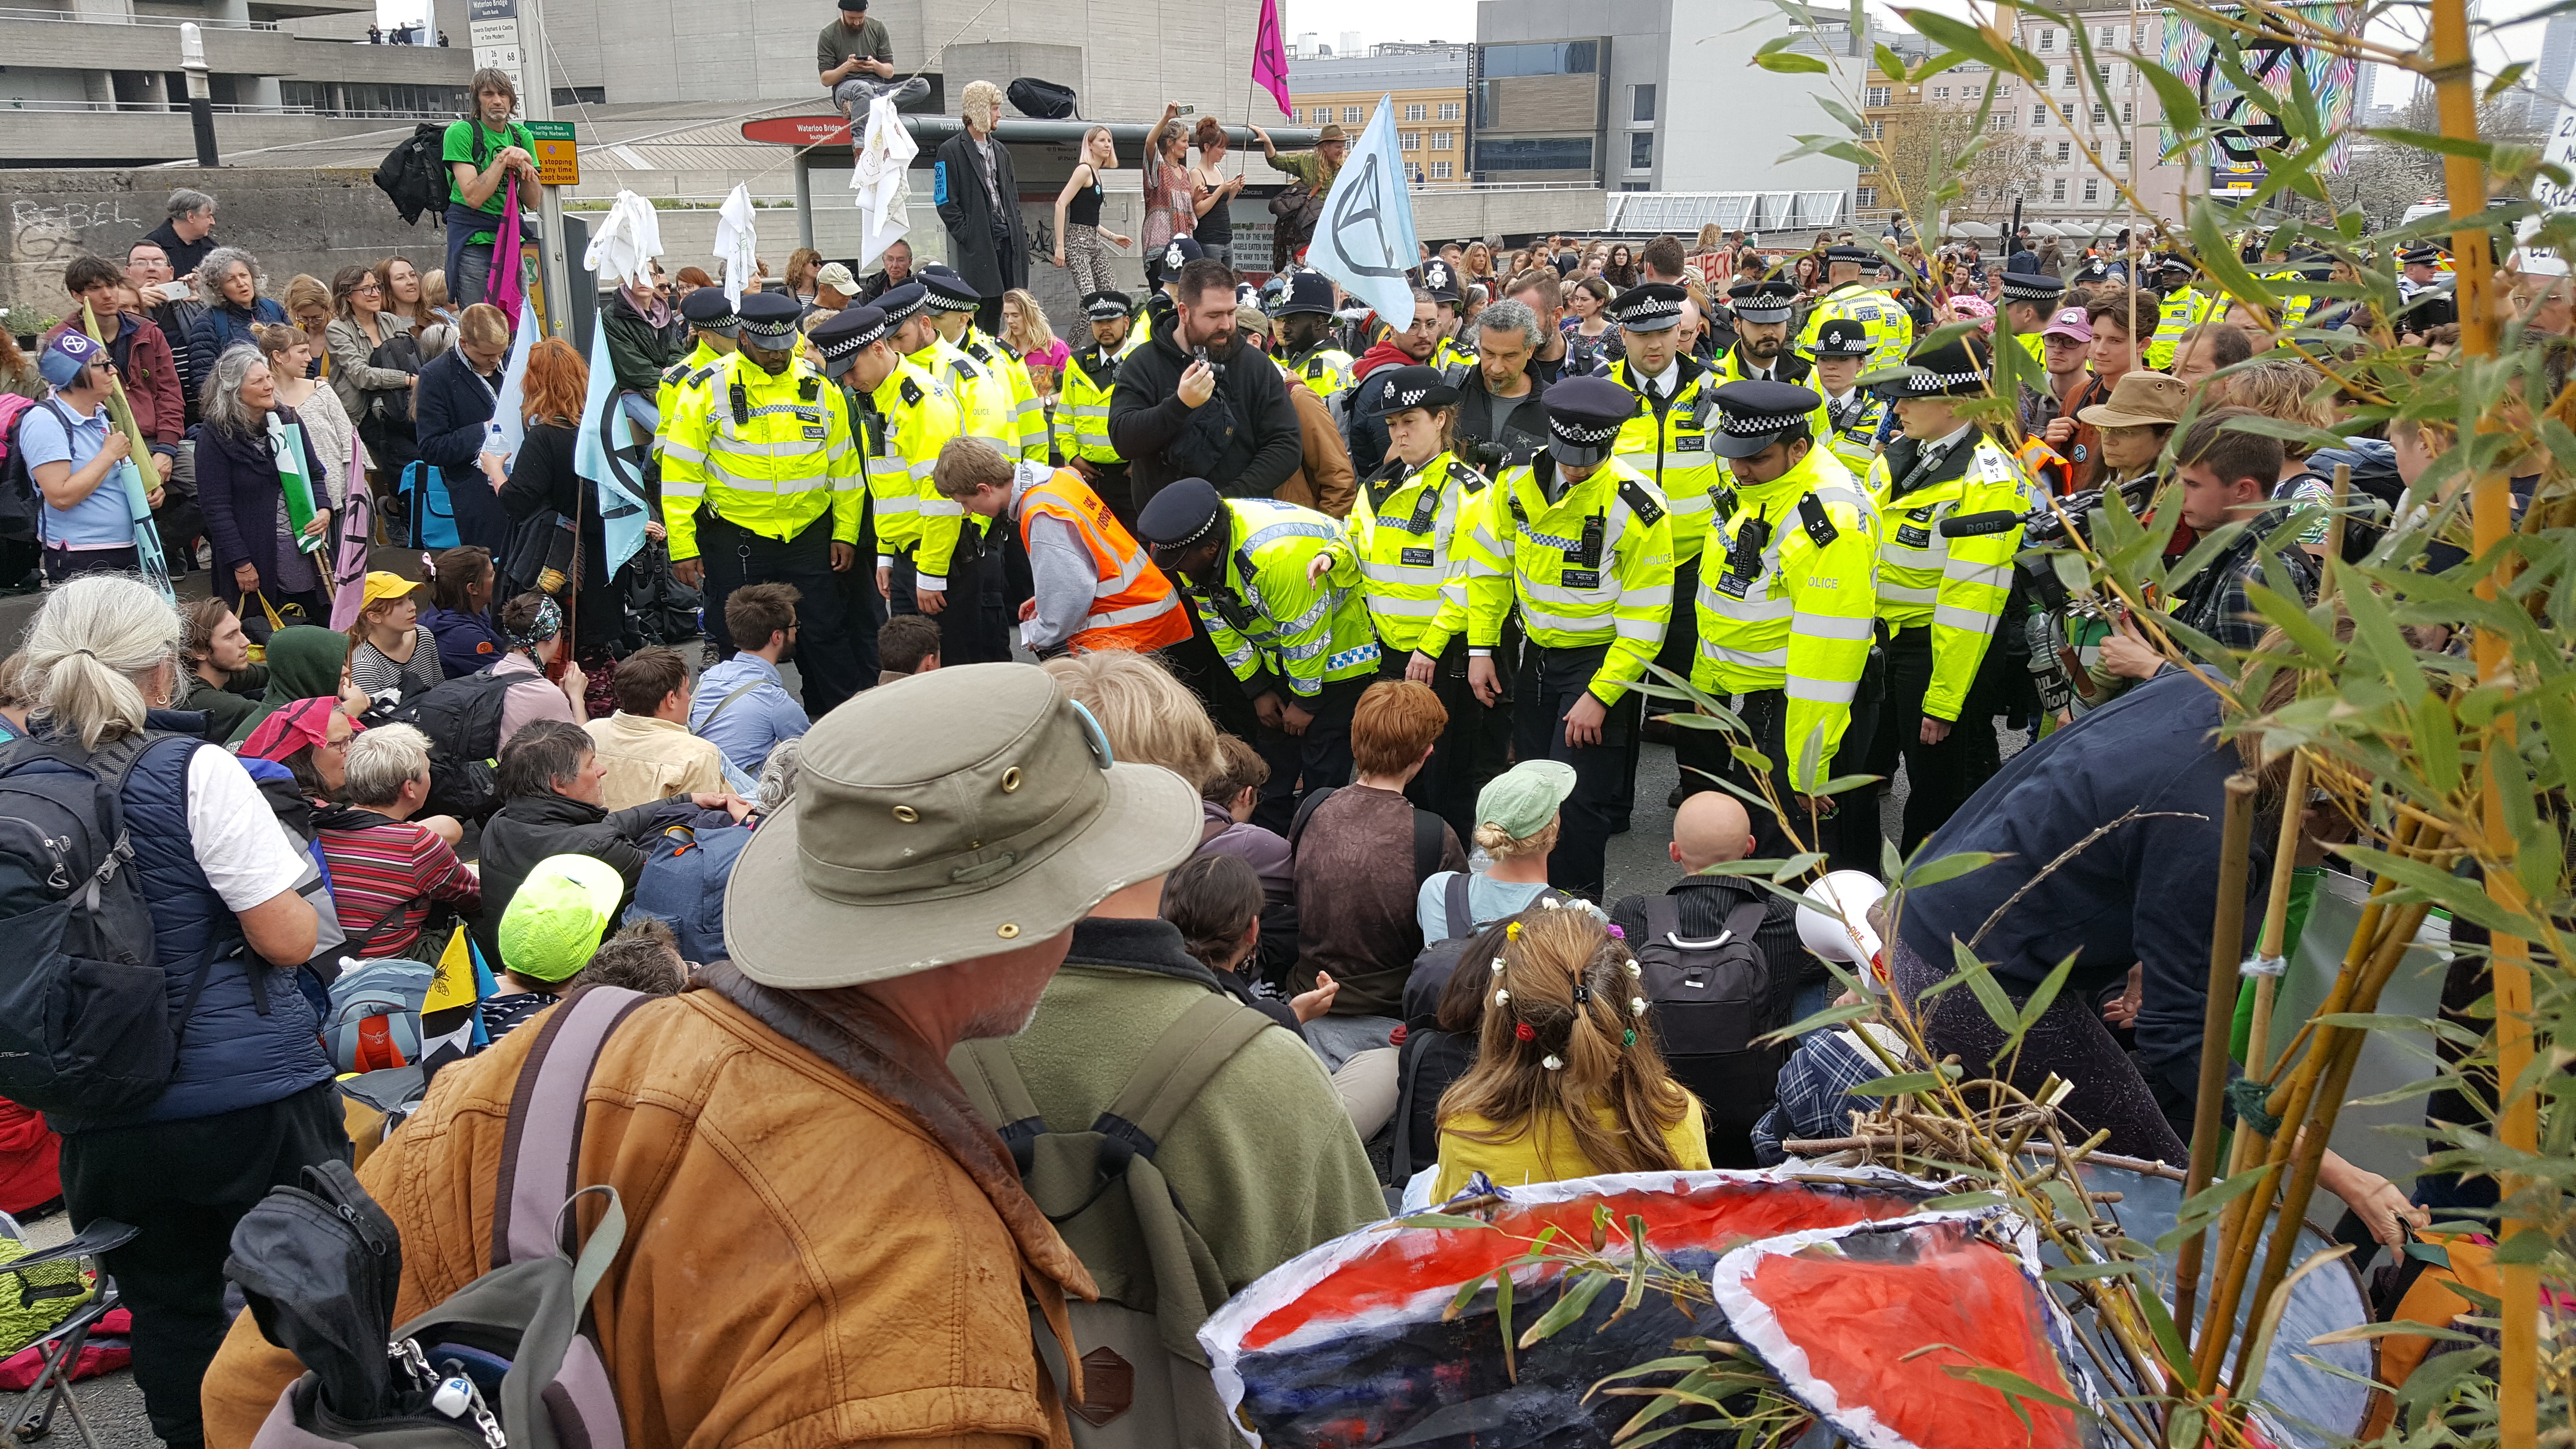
left=1288, top=46, right=1472, bottom=188
left=2532, top=10, right=2576, bottom=129
left=0, top=0, right=473, bottom=166
left=1470, top=0, right=1862, bottom=200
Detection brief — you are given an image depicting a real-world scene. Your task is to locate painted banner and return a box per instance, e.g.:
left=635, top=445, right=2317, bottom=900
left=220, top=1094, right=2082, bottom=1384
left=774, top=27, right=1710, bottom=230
left=2159, top=4, right=2363, bottom=176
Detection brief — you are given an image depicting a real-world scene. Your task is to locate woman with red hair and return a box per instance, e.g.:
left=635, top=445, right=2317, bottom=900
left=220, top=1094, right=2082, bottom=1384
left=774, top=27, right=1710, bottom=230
left=478, top=337, right=627, bottom=697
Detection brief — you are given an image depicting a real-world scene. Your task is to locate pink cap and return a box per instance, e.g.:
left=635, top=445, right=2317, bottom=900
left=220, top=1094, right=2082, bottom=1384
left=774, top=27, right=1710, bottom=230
left=2041, top=306, right=2093, bottom=342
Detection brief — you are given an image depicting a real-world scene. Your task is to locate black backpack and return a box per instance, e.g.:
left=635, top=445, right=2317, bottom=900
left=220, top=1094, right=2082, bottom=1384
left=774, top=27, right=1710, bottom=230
left=381, top=668, right=520, bottom=821
left=2286, top=439, right=2408, bottom=565
left=0, top=396, right=52, bottom=545
left=1633, top=893, right=1786, bottom=1166
left=372, top=122, right=453, bottom=226
left=0, top=734, right=211, bottom=1119
left=1005, top=77, right=1079, bottom=120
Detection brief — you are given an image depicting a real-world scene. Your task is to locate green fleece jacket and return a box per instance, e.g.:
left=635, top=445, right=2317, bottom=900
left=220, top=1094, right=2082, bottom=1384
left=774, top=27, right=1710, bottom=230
left=994, top=917, right=1384, bottom=1294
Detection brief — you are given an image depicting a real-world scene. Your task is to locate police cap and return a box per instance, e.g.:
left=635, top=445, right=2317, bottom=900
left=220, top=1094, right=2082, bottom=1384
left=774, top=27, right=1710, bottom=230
left=1823, top=244, right=1876, bottom=267
left=1421, top=258, right=1461, bottom=303
left=2398, top=243, right=2444, bottom=268
left=1867, top=333, right=1990, bottom=400
left=736, top=291, right=803, bottom=344
left=1728, top=279, right=1799, bottom=325
left=1158, top=237, right=1204, bottom=277
left=679, top=288, right=740, bottom=336
left=1997, top=269, right=2067, bottom=305
left=1083, top=290, right=1134, bottom=321
left=1274, top=271, right=1336, bottom=317
left=1369, top=364, right=1459, bottom=417
left=1707, top=379, right=1820, bottom=460
left=809, top=304, right=889, bottom=379
left=1809, top=317, right=1872, bottom=358
left=1541, top=375, right=1639, bottom=467
left=1608, top=283, right=1687, bottom=333
left=918, top=264, right=980, bottom=313
left=1133, top=477, right=1227, bottom=566
left=876, top=281, right=930, bottom=326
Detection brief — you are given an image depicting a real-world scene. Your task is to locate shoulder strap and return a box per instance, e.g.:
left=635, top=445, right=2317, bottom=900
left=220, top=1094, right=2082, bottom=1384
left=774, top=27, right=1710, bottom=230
left=1618, top=477, right=1666, bottom=527
left=1096, top=994, right=1274, bottom=1156
left=1411, top=808, right=1443, bottom=889
left=1286, top=785, right=1334, bottom=853
left=696, top=679, right=763, bottom=735
left=951, top=1038, right=1050, bottom=1170
left=1722, top=895, right=1772, bottom=949
left=1444, top=869, right=1475, bottom=941
left=1642, top=892, right=1683, bottom=946
left=491, top=984, right=649, bottom=1267
left=1795, top=491, right=1839, bottom=547
left=1389, top=1032, right=1426, bottom=1184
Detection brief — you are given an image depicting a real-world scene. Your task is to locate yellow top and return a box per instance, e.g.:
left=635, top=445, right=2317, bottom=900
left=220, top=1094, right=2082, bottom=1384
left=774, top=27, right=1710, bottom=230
left=1430, top=1093, right=1710, bottom=1201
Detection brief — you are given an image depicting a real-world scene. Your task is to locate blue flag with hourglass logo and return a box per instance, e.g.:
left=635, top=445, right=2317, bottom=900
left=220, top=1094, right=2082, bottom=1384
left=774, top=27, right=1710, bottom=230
left=573, top=322, right=652, bottom=578
left=1304, top=95, right=1420, bottom=325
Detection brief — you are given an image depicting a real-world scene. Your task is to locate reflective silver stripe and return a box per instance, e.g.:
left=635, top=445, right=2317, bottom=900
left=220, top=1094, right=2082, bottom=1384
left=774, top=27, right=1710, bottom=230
left=1624, top=584, right=1674, bottom=609
left=1361, top=560, right=1446, bottom=587
left=1881, top=542, right=1943, bottom=568
left=1520, top=604, right=1613, bottom=635
left=1880, top=583, right=1937, bottom=604
left=710, top=436, right=824, bottom=458
left=706, top=463, right=813, bottom=495
left=920, top=499, right=966, bottom=517
left=1244, top=519, right=1340, bottom=551
left=1700, top=591, right=1794, bottom=623
left=1948, top=561, right=2011, bottom=590
left=1612, top=615, right=1665, bottom=643
left=1933, top=603, right=2000, bottom=630
left=874, top=496, right=918, bottom=514
left=660, top=440, right=708, bottom=464
left=1525, top=580, right=1610, bottom=607
left=1273, top=634, right=1330, bottom=660
left=1088, top=591, right=1181, bottom=628
left=1785, top=675, right=1860, bottom=705
left=1368, top=595, right=1443, bottom=619
left=1698, top=639, right=1787, bottom=668
left=661, top=476, right=706, bottom=499
left=1071, top=405, right=1110, bottom=419
left=1666, top=492, right=1715, bottom=516
left=1790, top=613, right=1876, bottom=641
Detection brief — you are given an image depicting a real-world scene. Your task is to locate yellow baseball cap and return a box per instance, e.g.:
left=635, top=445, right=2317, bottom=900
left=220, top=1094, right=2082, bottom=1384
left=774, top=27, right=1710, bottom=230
left=360, top=571, right=423, bottom=608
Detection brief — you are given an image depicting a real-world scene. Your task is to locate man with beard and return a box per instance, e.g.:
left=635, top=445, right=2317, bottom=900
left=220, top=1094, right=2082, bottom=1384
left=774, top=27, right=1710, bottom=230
left=689, top=581, right=812, bottom=777
left=1108, top=258, right=1303, bottom=514
left=1715, top=279, right=1815, bottom=387
left=1449, top=297, right=1552, bottom=465
left=662, top=290, right=868, bottom=715
left=1054, top=290, right=1144, bottom=527
left=1502, top=270, right=1578, bottom=384
left=1272, top=272, right=1354, bottom=414
left=1342, top=288, right=1441, bottom=476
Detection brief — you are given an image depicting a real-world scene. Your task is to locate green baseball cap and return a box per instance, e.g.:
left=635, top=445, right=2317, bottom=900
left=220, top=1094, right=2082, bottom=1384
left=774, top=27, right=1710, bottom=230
left=498, top=854, right=627, bottom=983
left=1476, top=759, right=1577, bottom=841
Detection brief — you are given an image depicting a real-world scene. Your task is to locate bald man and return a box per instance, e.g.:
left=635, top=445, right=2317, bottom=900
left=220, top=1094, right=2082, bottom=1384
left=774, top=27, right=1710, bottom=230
left=1668, top=789, right=1754, bottom=873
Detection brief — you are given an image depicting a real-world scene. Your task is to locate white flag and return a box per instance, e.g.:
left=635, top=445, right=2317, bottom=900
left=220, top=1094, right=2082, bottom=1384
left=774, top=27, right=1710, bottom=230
left=582, top=189, right=664, bottom=292
left=715, top=184, right=758, bottom=308
left=1303, top=96, right=1419, bottom=327
left=851, top=95, right=917, bottom=272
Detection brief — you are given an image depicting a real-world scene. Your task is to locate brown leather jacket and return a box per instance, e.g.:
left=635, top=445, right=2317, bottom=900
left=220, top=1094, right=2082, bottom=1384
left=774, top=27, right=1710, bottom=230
left=1271, top=375, right=1354, bottom=518
left=204, top=968, right=1095, bottom=1449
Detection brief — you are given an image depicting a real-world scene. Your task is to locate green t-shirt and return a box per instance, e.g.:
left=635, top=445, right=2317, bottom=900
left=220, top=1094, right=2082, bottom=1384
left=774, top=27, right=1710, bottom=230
left=442, top=118, right=537, bottom=242
left=816, top=16, right=891, bottom=79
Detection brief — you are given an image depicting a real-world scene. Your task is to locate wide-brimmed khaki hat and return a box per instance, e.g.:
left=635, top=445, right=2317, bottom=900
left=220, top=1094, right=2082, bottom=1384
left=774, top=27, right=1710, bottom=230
left=2076, top=370, right=2189, bottom=429
left=1317, top=124, right=1349, bottom=144
left=723, top=662, right=1201, bottom=988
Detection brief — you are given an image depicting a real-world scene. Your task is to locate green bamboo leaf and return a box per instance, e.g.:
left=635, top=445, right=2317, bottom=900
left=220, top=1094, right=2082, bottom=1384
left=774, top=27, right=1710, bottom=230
left=1949, top=937, right=2020, bottom=1038
left=2337, top=845, right=2549, bottom=940
left=2164, top=1402, right=2205, bottom=1449
left=1902, top=850, right=1997, bottom=888
left=2190, top=202, right=2279, bottom=310
left=1401, top=1213, right=1492, bottom=1230
left=1922, top=1190, right=2009, bottom=1209
left=1874, top=41, right=1910, bottom=83
left=2042, top=1259, right=2145, bottom=1282
left=1939, top=1363, right=2090, bottom=1418
left=1496, top=1267, right=1517, bottom=1382
left=1590, top=1354, right=1718, bottom=1389
left=1757, top=1000, right=1874, bottom=1046
left=1771, top=852, right=1827, bottom=882
left=1729, top=745, right=1775, bottom=774
left=1519, top=1270, right=1615, bottom=1348
left=2486, top=60, right=2532, bottom=102
left=1899, top=8, right=2014, bottom=71
left=2153, top=1164, right=2271, bottom=1254
left=2006, top=950, right=2082, bottom=1052
left=2366, top=127, right=2504, bottom=163
left=1813, top=94, right=1868, bottom=136
left=1808, top=772, right=1884, bottom=797
left=1755, top=49, right=1831, bottom=74
left=2134, top=1281, right=2194, bottom=1376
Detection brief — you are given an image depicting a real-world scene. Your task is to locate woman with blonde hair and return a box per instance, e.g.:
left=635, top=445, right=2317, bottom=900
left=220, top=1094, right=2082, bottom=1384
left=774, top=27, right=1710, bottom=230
left=416, top=269, right=457, bottom=356
left=1417, top=759, right=1573, bottom=943
left=278, top=274, right=333, bottom=379
left=1141, top=102, right=1196, bottom=288
left=1000, top=289, right=1068, bottom=397
left=1431, top=906, right=1710, bottom=1199
left=782, top=247, right=824, bottom=306
left=1050, top=125, right=1132, bottom=296
left=256, top=324, right=363, bottom=507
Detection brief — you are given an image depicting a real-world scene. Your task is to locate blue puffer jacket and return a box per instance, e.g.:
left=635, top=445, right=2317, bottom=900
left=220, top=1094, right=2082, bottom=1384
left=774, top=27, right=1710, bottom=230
left=57, top=732, right=334, bottom=1133
left=626, top=807, right=752, bottom=965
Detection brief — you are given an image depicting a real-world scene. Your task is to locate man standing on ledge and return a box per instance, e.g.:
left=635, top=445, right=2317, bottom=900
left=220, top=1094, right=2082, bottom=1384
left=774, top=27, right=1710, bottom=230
left=818, top=0, right=929, bottom=156
left=934, top=81, right=1030, bottom=336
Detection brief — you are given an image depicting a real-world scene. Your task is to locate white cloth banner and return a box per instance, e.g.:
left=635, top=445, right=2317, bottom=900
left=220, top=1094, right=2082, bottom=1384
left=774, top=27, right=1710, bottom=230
left=582, top=189, right=664, bottom=291
left=714, top=184, right=758, bottom=307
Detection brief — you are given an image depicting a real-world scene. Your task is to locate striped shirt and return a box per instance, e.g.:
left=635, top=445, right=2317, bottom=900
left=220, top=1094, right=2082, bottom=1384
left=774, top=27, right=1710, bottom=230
left=318, top=813, right=482, bottom=958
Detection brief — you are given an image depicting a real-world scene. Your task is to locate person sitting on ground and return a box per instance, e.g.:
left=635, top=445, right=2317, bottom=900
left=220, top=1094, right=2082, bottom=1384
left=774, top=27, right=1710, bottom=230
left=1290, top=679, right=1465, bottom=1071
left=471, top=719, right=741, bottom=971
left=1430, top=907, right=1711, bottom=1200
left=483, top=853, right=626, bottom=1040
left=575, top=918, right=687, bottom=995
left=345, top=571, right=443, bottom=707
left=419, top=545, right=506, bottom=680
left=1417, top=760, right=1574, bottom=944
left=585, top=645, right=730, bottom=810
left=0, top=653, right=35, bottom=740
left=1609, top=790, right=1815, bottom=1033
left=690, top=581, right=811, bottom=778
left=178, top=597, right=267, bottom=741
left=225, top=624, right=359, bottom=747
left=312, top=722, right=480, bottom=959
left=489, top=592, right=589, bottom=745
left=1198, top=731, right=1296, bottom=979
left=875, top=611, right=941, bottom=686
left=1160, top=852, right=1315, bottom=1038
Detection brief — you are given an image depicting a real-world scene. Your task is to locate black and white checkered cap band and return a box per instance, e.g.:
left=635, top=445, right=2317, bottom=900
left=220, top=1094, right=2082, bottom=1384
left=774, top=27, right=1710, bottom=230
left=1733, top=299, right=1794, bottom=322
left=1388, top=384, right=1438, bottom=409
left=1721, top=408, right=1806, bottom=435
left=695, top=308, right=740, bottom=330
left=1159, top=508, right=1224, bottom=551
left=1549, top=417, right=1623, bottom=446
left=819, top=322, right=886, bottom=358
left=1618, top=295, right=1681, bottom=328
left=740, top=317, right=800, bottom=341
left=1998, top=278, right=2063, bottom=301
left=1085, top=298, right=1128, bottom=320
left=923, top=288, right=979, bottom=313
left=1897, top=368, right=1984, bottom=390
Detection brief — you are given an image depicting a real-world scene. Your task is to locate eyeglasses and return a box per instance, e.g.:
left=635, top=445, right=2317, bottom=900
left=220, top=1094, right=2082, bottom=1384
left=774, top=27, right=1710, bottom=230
left=354, top=281, right=382, bottom=294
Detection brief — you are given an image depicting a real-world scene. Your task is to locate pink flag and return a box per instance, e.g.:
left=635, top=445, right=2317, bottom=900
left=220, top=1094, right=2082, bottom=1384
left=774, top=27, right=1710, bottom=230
left=489, top=177, right=526, bottom=321
left=1253, top=0, right=1293, bottom=118
left=327, top=452, right=374, bottom=632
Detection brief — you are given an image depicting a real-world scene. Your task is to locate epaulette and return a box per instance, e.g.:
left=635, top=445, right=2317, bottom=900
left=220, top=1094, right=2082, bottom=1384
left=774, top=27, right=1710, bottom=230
left=966, top=338, right=997, bottom=363
left=1616, top=479, right=1665, bottom=526
left=951, top=357, right=982, bottom=383
left=900, top=377, right=926, bottom=407
left=1451, top=461, right=1491, bottom=494
left=660, top=361, right=689, bottom=386
left=1795, top=492, right=1839, bottom=547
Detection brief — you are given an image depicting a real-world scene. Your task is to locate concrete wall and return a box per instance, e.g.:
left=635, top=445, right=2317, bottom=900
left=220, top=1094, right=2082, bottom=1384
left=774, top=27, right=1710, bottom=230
left=1, top=165, right=431, bottom=315
left=1658, top=0, right=1858, bottom=197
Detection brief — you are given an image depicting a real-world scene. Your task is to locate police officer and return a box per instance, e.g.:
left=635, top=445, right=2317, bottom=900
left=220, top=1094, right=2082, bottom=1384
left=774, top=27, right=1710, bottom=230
left=1272, top=272, right=1353, bottom=416
left=1716, top=280, right=1817, bottom=387
left=2395, top=244, right=2457, bottom=335
left=655, top=289, right=739, bottom=461
left=1797, top=244, right=1913, bottom=371
left=1859, top=334, right=2030, bottom=852
left=907, top=266, right=1017, bottom=662
left=1604, top=282, right=1722, bottom=700
left=807, top=302, right=909, bottom=680
left=1995, top=268, right=2066, bottom=367
left=1458, top=375, right=1674, bottom=900
left=1808, top=318, right=1885, bottom=477
left=1054, top=290, right=1141, bottom=526
left=921, top=263, right=1046, bottom=461
left=660, top=290, right=867, bottom=713
left=1343, top=364, right=1506, bottom=839
left=863, top=282, right=971, bottom=655
left=1422, top=258, right=1478, bottom=374
left=1682, top=380, right=1884, bottom=870
left=1136, top=477, right=1381, bottom=831
left=2145, top=255, right=2220, bottom=371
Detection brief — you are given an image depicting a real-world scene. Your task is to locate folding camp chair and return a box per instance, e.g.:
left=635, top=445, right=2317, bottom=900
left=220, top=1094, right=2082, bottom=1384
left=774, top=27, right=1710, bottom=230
left=0, top=1216, right=137, bottom=1449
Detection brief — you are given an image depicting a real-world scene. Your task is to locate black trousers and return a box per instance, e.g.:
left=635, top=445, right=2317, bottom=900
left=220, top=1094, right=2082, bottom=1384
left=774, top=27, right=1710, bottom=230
left=1862, top=624, right=2004, bottom=855
left=1676, top=684, right=1885, bottom=874
left=60, top=1082, right=350, bottom=1449
left=1077, top=461, right=1137, bottom=533
left=1162, top=594, right=1262, bottom=743
left=1249, top=672, right=1369, bottom=835
left=1515, top=643, right=1641, bottom=902
left=887, top=532, right=1013, bottom=666
left=1381, top=628, right=1516, bottom=845
left=697, top=510, right=866, bottom=718
left=838, top=556, right=887, bottom=684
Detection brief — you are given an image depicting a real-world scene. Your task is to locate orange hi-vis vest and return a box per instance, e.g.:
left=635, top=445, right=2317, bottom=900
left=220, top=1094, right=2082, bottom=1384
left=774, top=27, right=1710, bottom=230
left=1017, top=467, right=1193, bottom=654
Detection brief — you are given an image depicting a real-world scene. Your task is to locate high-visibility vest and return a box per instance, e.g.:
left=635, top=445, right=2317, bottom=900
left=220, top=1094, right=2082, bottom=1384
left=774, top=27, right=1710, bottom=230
left=1281, top=345, right=1353, bottom=407
left=1607, top=355, right=1724, bottom=568
left=653, top=340, right=724, bottom=458
left=1797, top=281, right=1915, bottom=371
left=1015, top=466, right=1191, bottom=653
left=1866, top=435, right=2030, bottom=723
left=1052, top=341, right=1129, bottom=465
left=1186, top=499, right=1381, bottom=698
left=1348, top=450, right=1487, bottom=656
left=1458, top=452, right=1674, bottom=708
left=2016, top=432, right=2073, bottom=500
left=963, top=325, right=1047, bottom=462
left=659, top=353, right=862, bottom=564
left=1432, top=336, right=1479, bottom=373
left=1694, top=444, right=1882, bottom=792
left=1819, top=388, right=1886, bottom=477
left=2147, top=287, right=2218, bottom=370
left=865, top=358, right=963, bottom=560
left=908, top=339, right=1017, bottom=585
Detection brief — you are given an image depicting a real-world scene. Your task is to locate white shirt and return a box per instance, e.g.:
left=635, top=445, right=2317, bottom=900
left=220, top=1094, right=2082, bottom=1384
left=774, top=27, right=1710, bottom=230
left=185, top=744, right=312, bottom=912
left=1639, top=358, right=1681, bottom=400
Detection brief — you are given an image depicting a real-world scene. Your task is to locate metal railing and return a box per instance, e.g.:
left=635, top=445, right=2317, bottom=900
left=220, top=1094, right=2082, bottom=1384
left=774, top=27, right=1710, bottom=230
left=0, top=4, right=277, bottom=27
left=0, top=97, right=452, bottom=118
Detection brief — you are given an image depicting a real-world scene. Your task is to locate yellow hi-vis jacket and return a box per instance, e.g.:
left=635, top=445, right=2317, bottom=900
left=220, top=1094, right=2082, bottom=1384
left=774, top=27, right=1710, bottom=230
left=1343, top=450, right=1487, bottom=657
left=653, top=340, right=724, bottom=459
left=1819, top=387, right=1886, bottom=477
left=863, top=357, right=964, bottom=563
left=1459, top=452, right=1674, bottom=708
left=1694, top=443, right=1882, bottom=792
left=1051, top=338, right=1134, bottom=466
left=1606, top=354, right=1723, bottom=568
left=1279, top=344, right=1353, bottom=409
left=1186, top=499, right=1381, bottom=699
left=1797, top=281, right=1914, bottom=371
left=1866, top=433, right=2030, bottom=723
left=2147, top=286, right=2219, bottom=370
left=659, top=353, right=863, bottom=565
left=907, top=338, right=1017, bottom=586
left=962, top=325, right=1047, bottom=461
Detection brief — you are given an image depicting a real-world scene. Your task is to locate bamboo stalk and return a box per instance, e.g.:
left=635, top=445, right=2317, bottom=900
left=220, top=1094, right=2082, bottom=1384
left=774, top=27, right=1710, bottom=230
left=2176, top=774, right=2258, bottom=1354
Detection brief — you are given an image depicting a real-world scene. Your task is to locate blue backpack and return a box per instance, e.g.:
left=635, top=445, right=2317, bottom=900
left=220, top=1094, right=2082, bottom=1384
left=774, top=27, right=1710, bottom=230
left=626, top=819, right=751, bottom=963
left=398, top=461, right=461, bottom=551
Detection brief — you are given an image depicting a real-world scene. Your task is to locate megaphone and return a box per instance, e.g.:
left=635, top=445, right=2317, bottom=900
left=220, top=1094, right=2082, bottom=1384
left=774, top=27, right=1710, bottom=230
left=1797, top=870, right=1889, bottom=992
